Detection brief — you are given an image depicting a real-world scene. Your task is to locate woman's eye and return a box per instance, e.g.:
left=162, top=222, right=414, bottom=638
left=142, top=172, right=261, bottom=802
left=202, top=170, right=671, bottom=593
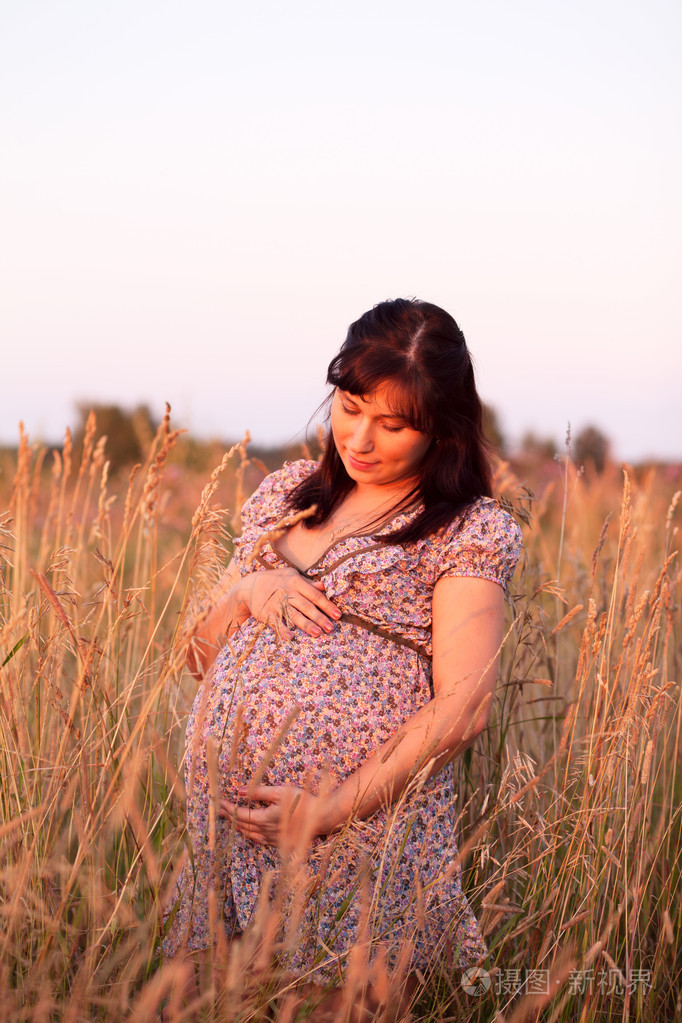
left=382, top=424, right=404, bottom=433
left=341, top=403, right=359, bottom=415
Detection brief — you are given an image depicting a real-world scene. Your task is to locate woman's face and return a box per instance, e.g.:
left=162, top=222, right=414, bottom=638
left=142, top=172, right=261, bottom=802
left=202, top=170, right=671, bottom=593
left=330, top=385, right=432, bottom=490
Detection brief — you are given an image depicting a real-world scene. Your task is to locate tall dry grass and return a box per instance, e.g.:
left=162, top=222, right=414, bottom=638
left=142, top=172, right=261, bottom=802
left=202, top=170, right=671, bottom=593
left=0, top=416, right=680, bottom=1022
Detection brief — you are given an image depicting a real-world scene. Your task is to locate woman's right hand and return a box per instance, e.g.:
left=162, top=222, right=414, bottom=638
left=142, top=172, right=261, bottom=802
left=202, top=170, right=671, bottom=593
left=234, top=567, right=341, bottom=639
left=188, top=563, right=341, bottom=680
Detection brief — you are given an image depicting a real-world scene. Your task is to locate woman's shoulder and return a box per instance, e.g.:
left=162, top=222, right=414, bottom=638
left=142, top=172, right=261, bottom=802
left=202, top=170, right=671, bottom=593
left=427, top=497, right=523, bottom=588
left=240, top=459, right=318, bottom=534
left=427, top=496, right=520, bottom=543
left=459, top=496, right=521, bottom=538
left=261, top=458, right=318, bottom=495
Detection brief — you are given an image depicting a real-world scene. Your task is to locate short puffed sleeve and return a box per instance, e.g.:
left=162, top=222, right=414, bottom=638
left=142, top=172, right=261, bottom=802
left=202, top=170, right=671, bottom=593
left=233, top=460, right=317, bottom=562
left=435, top=499, right=522, bottom=589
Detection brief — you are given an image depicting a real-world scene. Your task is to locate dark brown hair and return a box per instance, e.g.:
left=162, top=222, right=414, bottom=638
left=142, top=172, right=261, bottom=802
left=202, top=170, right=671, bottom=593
left=288, top=298, right=493, bottom=544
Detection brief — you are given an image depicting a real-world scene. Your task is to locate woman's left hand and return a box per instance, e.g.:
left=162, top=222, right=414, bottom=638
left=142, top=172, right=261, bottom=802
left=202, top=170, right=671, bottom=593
left=219, top=784, right=330, bottom=851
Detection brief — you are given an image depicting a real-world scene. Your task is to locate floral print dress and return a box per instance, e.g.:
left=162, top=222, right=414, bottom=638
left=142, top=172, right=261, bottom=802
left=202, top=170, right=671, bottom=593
left=163, top=460, right=522, bottom=980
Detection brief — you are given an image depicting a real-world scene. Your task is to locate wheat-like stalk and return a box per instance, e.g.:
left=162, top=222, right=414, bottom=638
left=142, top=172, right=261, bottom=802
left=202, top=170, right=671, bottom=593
left=0, top=421, right=679, bottom=1021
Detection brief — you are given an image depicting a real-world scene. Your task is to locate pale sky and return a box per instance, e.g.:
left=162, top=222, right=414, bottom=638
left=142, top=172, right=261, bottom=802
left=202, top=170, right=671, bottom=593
left=2, top=0, right=681, bottom=461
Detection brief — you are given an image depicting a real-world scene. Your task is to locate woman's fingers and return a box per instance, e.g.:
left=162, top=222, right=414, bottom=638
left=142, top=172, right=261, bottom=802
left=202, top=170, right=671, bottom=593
left=285, top=596, right=337, bottom=636
left=219, top=800, right=268, bottom=823
left=284, top=582, right=342, bottom=636
left=219, top=786, right=285, bottom=820
left=240, top=567, right=342, bottom=637
left=233, top=825, right=268, bottom=844
left=242, top=784, right=287, bottom=803
left=218, top=796, right=282, bottom=845
left=219, top=785, right=323, bottom=848
left=247, top=568, right=341, bottom=636
left=304, top=580, right=341, bottom=617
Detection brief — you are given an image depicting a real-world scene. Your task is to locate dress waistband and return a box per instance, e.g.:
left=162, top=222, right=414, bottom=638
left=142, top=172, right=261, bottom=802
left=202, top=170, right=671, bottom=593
left=338, top=613, right=431, bottom=662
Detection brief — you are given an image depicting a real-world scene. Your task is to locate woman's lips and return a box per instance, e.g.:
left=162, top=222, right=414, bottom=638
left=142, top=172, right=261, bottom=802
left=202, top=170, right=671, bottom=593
left=348, top=454, right=379, bottom=471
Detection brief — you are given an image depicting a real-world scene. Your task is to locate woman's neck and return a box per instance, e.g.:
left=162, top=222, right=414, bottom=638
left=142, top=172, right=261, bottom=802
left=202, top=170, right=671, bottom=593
left=277, top=478, right=420, bottom=573
left=343, top=477, right=420, bottom=513
left=325, top=480, right=419, bottom=539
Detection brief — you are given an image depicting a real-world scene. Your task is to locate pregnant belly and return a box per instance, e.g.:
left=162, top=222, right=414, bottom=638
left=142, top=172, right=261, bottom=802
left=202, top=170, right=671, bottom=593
left=189, top=620, right=430, bottom=797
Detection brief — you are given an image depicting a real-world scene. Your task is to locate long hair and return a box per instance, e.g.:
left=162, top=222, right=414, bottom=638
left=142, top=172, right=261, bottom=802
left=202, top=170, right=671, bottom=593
left=288, top=298, right=493, bottom=544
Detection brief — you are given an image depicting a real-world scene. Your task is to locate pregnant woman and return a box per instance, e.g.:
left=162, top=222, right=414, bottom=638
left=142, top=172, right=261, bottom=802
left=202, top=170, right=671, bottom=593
left=163, top=298, right=521, bottom=1013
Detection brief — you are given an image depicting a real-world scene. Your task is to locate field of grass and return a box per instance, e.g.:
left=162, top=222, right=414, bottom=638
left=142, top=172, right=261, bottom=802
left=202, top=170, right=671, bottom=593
left=0, top=412, right=680, bottom=1021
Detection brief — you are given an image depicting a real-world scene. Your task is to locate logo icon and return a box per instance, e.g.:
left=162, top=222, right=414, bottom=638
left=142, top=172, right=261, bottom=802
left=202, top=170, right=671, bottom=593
left=461, top=967, right=491, bottom=996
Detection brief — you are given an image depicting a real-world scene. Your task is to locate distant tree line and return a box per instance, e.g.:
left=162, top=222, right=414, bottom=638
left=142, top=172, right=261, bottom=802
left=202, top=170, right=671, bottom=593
left=24, top=402, right=612, bottom=476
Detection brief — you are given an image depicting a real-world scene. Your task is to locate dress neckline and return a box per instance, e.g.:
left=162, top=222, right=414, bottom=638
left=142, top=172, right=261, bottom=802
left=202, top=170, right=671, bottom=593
left=270, top=500, right=422, bottom=576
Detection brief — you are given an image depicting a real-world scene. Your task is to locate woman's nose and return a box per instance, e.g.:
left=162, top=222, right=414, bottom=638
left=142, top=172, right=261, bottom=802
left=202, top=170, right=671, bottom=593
left=350, top=419, right=374, bottom=452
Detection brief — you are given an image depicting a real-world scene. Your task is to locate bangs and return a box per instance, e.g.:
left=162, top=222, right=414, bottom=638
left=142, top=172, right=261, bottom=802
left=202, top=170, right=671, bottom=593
left=328, top=350, right=434, bottom=436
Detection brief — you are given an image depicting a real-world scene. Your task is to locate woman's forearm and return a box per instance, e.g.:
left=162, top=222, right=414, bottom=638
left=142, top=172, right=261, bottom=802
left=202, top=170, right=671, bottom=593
left=187, top=571, right=250, bottom=678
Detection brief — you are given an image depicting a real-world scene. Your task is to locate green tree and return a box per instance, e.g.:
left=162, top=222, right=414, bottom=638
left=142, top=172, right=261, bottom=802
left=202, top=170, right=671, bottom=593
left=483, top=403, right=506, bottom=455
left=74, top=403, right=158, bottom=471
left=519, top=430, right=556, bottom=462
left=574, top=424, right=610, bottom=474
